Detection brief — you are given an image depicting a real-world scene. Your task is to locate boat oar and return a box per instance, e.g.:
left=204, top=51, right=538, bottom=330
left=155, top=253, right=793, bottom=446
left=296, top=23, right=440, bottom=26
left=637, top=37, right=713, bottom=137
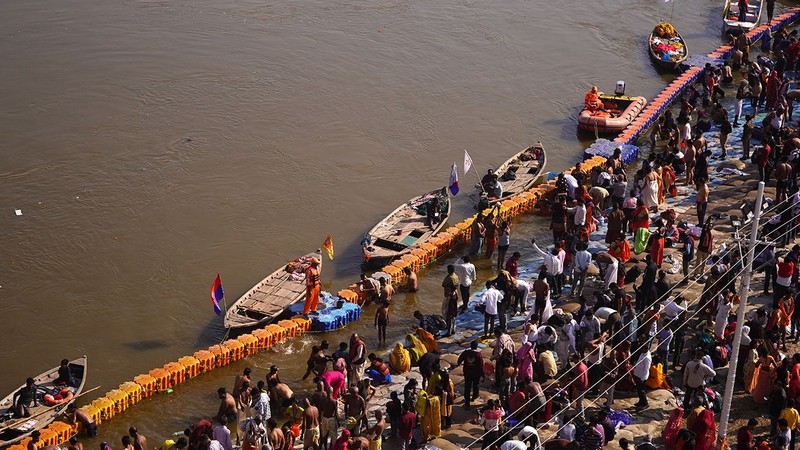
left=0, top=385, right=101, bottom=433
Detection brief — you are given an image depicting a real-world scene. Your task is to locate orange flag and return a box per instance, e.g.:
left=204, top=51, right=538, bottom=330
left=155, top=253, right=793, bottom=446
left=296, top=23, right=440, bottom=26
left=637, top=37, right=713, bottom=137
left=322, top=234, right=334, bottom=260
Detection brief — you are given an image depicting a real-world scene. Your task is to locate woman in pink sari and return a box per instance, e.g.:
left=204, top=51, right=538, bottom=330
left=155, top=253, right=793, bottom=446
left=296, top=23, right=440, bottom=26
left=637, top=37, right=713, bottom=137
left=516, top=342, right=536, bottom=382
left=689, top=407, right=716, bottom=450
left=789, top=354, right=800, bottom=401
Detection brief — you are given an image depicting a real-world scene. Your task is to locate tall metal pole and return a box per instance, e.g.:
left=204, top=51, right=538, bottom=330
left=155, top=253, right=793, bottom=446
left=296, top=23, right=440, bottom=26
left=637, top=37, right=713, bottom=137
left=717, top=181, right=765, bottom=449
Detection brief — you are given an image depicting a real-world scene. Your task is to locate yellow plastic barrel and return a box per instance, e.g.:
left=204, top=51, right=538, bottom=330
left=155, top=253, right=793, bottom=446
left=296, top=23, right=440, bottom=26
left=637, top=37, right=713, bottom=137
left=237, top=334, right=259, bottom=356
left=90, top=397, right=115, bottom=421
left=119, top=381, right=144, bottom=405
left=208, top=344, right=232, bottom=367
left=148, top=367, right=172, bottom=391
left=193, top=350, right=216, bottom=373
left=292, top=316, right=311, bottom=333
left=133, top=374, right=157, bottom=398
left=163, top=362, right=187, bottom=385
left=277, top=320, right=299, bottom=338
left=178, top=356, right=201, bottom=379
left=105, top=389, right=129, bottom=413
left=266, top=324, right=287, bottom=343
left=47, top=421, right=75, bottom=443
left=222, top=339, right=245, bottom=362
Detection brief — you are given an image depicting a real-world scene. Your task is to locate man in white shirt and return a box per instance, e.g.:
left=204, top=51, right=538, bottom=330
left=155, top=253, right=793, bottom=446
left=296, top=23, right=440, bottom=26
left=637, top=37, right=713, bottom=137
left=682, top=349, right=716, bottom=410
left=499, top=426, right=540, bottom=450
left=563, top=173, right=579, bottom=199
left=531, top=238, right=564, bottom=296
left=454, top=255, right=477, bottom=311
left=567, top=197, right=587, bottom=232
left=481, top=281, right=503, bottom=337
left=514, top=279, right=531, bottom=316
left=632, top=350, right=652, bottom=408
left=556, top=313, right=578, bottom=370
left=572, top=242, right=592, bottom=298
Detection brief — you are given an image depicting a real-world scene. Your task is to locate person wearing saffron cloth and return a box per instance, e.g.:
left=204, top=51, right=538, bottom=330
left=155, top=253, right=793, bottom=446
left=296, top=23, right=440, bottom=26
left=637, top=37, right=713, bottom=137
left=584, top=86, right=605, bottom=112
left=303, top=258, right=321, bottom=315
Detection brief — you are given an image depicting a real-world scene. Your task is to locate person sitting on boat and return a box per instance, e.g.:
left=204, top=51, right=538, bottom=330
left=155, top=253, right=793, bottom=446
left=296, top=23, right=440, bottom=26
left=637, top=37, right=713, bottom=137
left=480, top=169, right=495, bottom=192
left=56, top=359, right=77, bottom=387
left=584, top=86, right=606, bottom=112
left=67, top=404, right=98, bottom=437
left=487, top=174, right=503, bottom=199
left=12, top=377, right=38, bottom=418
left=426, top=196, right=442, bottom=228
left=302, top=258, right=321, bottom=316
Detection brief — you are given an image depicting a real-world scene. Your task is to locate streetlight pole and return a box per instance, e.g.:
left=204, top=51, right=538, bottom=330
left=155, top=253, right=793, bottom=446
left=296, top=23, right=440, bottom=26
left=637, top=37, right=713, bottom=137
left=717, top=181, right=765, bottom=449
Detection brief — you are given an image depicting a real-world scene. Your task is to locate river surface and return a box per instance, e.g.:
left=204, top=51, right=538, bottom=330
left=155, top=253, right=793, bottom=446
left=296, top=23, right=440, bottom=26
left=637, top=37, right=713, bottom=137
left=0, top=0, right=788, bottom=444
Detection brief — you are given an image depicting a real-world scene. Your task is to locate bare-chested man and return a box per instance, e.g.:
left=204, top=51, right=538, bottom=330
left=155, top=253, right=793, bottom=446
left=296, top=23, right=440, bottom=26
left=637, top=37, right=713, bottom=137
left=775, top=157, right=793, bottom=203
left=67, top=404, right=98, bottom=437
left=310, top=380, right=327, bottom=407
left=303, top=346, right=329, bottom=380
left=302, top=398, right=320, bottom=450
left=378, top=277, right=394, bottom=303
left=129, top=427, right=147, bottom=450
left=343, top=387, right=366, bottom=436
left=688, top=132, right=705, bottom=186
left=268, top=378, right=294, bottom=411
left=403, top=267, right=418, bottom=292
left=319, top=386, right=339, bottom=450
left=232, top=368, right=252, bottom=407
left=267, top=418, right=285, bottom=450
left=374, top=301, right=389, bottom=345
left=215, top=388, right=239, bottom=444
left=365, top=411, right=386, bottom=450
left=532, top=272, right=550, bottom=322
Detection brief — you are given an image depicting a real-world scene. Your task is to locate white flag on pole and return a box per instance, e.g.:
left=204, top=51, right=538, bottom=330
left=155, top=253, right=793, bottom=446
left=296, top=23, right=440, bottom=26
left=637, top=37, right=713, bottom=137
left=463, top=150, right=473, bottom=175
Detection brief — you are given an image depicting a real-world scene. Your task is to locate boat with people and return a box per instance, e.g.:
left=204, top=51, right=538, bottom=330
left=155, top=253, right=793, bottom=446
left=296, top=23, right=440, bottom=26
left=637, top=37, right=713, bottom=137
left=723, top=0, right=763, bottom=34
left=577, top=85, right=647, bottom=135
left=476, top=142, right=547, bottom=210
left=649, top=22, right=689, bottom=70
left=0, top=356, right=88, bottom=448
left=224, top=252, right=322, bottom=329
left=361, top=187, right=450, bottom=269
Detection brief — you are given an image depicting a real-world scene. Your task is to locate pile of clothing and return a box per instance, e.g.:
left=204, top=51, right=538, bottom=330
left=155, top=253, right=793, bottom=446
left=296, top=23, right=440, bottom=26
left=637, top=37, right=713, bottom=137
left=652, top=36, right=686, bottom=62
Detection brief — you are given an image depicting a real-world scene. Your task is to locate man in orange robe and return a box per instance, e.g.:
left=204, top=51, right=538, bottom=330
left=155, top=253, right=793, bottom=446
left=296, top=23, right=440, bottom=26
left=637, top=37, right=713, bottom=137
left=303, top=258, right=321, bottom=315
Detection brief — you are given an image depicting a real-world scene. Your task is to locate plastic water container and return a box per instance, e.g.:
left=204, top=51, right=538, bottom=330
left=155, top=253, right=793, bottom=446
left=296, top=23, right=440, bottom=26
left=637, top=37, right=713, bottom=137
left=178, top=356, right=201, bottom=379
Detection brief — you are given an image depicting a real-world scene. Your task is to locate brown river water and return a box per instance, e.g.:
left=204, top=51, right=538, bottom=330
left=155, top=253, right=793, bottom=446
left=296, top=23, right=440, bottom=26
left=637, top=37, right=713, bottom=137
left=0, top=0, right=788, bottom=444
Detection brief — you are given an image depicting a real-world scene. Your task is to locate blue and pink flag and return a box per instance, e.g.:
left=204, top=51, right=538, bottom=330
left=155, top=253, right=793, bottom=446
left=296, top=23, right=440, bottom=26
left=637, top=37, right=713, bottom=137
left=210, top=274, right=224, bottom=315
left=449, top=162, right=459, bottom=196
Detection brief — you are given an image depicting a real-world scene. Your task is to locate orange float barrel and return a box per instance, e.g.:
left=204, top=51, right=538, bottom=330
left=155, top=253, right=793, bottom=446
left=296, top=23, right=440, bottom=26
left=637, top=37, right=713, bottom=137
left=337, top=289, right=358, bottom=305
left=419, top=242, right=438, bottom=262
left=38, top=428, right=59, bottom=446
left=409, top=248, right=428, bottom=268
left=400, top=253, right=421, bottom=272
left=163, top=361, right=187, bottom=385
left=266, top=324, right=287, bottom=344
left=252, top=328, right=274, bottom=350
left=382, top=264, right=404, bottom=287
left=7, top=445, right=27, bottom=450
left=193, top=350, right=216, bottom=374
left=178, top=356, right=201, bottom=379
left=148, top=368, right=172, bottom=391
left=222, top=339, right=245, bottom=362
left=119, top=381, right=144, bottom=405
left=133, top=373, right=157, bottom=398
left=277, top=320, right=299, bottom=337
left=47, top=421, right=75, bottom=443
left=208, top=344, right=232, bottom=367
left=90, top=397, right=115, bottom=422
left=292, top=316, right=311, bottom=333
left=237, top=334, right=259, bottom=356
left=445, top=226, right=463, bottom=243
left=456, top=219, right=472, bottom=242
left=104, top=389, right=129, bottom=414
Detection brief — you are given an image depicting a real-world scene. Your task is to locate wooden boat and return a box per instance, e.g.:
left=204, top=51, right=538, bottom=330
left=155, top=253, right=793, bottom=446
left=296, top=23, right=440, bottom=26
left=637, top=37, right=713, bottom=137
left=723, top=0, right=763, bottom=34
left=649, top=22, right=689, bottom=70
left=577, top=93, right=647, bottom=135
left=224, top=252, right=322, bottom=329
left=0, top=356, right=88, bottom=447
left=478, top=142, right=547, bottom=208
left=362, top=187, right=451, bottom=269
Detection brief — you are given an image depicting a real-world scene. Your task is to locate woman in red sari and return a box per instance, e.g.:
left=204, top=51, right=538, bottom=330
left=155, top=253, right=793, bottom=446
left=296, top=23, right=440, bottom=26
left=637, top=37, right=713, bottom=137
left=631, top=198, right=650, bottom=235
left=689, top=407, right=716, bottom=450
left=649, top=229, right=665, bottom=267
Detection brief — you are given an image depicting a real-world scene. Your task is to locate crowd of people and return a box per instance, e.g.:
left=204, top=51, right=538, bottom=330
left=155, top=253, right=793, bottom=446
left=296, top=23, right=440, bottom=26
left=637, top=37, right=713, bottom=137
left=34, top=20, right=800, bottom=450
